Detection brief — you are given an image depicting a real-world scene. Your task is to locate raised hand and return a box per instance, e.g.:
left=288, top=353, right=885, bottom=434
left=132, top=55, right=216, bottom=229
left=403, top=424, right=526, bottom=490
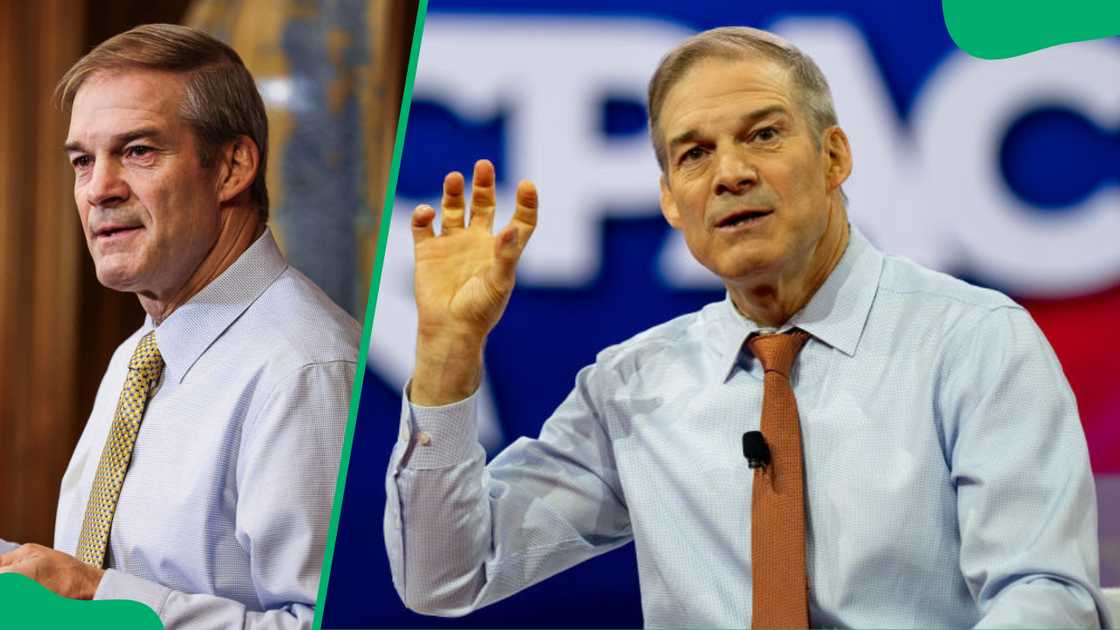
left=409, top=159, right=538, bottom=406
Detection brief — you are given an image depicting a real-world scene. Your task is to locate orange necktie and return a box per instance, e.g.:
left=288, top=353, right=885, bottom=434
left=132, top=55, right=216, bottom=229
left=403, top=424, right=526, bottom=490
left=748, top=330, right=811, bottom=629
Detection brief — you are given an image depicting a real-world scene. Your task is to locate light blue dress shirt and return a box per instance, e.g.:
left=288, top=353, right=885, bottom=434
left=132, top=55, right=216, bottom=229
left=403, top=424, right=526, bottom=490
left=386, top=228, right=1109, bottom=628
left=52, top=231, right=359, bottom=629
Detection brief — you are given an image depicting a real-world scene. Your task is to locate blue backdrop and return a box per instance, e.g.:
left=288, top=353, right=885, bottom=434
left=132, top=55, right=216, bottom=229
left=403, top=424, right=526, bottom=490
left=324, top=1, right=1120, bottom=626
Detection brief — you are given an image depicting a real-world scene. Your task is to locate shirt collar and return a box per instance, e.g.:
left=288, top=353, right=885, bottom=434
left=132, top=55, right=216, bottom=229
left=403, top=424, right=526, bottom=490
left=148, top=229, right=288, bottom=383
left=704, top=225, right=884, bottom=382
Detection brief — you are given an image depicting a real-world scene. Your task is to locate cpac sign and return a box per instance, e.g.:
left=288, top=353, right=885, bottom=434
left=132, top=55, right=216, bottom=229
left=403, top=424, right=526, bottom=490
left=373, top=15, right=1120, bottom=435
left=405, top=15, right=1120, bottom=295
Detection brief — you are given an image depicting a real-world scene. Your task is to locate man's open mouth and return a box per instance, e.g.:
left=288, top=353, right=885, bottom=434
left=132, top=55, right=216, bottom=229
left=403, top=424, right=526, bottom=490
left=715, top=209, right=772, bottom=229
left=95, top=225, right=142, bottom=238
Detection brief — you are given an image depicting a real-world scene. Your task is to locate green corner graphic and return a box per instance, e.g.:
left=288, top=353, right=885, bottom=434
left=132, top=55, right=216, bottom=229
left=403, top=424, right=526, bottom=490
left=943, top=0, right=1120, bottom=59
left=0, top=574, right=162, bottom=629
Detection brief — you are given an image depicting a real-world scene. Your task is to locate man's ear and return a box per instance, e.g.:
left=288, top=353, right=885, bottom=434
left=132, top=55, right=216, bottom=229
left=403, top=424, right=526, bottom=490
left=216, top=135, right=259, bottom=205
left=822, top=125, right=852, bottom=192
left=659, top=175, right=682, bottom=229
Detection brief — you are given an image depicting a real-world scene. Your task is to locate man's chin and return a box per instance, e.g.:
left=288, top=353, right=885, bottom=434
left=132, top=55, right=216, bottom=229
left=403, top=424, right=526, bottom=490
left=704, top=250, right=784, bottom=284
left=93, top=263, right=145, bottom=294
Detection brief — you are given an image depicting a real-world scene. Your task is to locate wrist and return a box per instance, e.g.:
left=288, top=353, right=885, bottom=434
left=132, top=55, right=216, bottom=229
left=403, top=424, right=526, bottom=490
left=81, top=566, right=105, bottom=600
left=412, top=335, right=485, bottom=406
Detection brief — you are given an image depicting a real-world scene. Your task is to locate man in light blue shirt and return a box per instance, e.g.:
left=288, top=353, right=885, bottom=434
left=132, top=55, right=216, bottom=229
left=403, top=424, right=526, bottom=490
left=0, top=25, right=358, bottom=629
left=386, top=26, right=1108, bottom=627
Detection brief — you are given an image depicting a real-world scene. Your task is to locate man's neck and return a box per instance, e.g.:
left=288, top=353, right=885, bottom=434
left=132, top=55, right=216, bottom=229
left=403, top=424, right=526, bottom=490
left=727, top=210, right=850, bottom=329
left=140, top=206, right=266, bottom=325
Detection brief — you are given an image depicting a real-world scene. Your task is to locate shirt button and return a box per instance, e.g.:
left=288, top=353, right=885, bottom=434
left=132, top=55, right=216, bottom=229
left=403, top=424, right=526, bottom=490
left=417, top=431, right=432, bottom=446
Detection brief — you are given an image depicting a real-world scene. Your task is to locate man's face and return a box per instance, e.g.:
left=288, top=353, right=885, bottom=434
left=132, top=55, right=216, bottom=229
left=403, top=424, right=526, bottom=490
left=657, top=55, right=844, bottom=286
left=66, top=70, right=223, bottom=298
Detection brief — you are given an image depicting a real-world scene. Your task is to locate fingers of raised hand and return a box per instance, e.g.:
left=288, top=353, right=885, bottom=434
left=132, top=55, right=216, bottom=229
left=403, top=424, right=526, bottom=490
left=510, top=179, right=539, bottom=247
left=468, top=159, right=497, bottom=232
left=486, top=181, right=539, bottom=290
left=411, top=204, right=436, bottom=245
left=440, top=171, right=466, bottom=234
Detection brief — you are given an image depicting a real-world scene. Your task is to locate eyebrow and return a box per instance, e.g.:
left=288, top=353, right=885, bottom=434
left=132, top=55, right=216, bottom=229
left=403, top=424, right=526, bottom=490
left=667, top=105, right=790, bottom=155
left=64, top=127, right=167, bottom=153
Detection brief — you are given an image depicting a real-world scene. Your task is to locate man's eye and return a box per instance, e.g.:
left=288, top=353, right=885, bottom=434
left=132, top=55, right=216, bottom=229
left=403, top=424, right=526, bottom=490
left=125, top=145, right=154, bottom=158
left=680, top=147, right=707, bottom=163
left=71, top=155, right=92, bottom=170
left=753, top=127, right=779, bottom=142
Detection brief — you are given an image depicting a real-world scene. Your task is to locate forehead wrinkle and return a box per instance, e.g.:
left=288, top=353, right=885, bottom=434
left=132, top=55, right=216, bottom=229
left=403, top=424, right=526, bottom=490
left=69, top=70, right=187, bottom=130
left=741, top=105, right=789, bottom=126
left=68, top=124, right=168, bottom=147
left=67, top=115, right=174, bottom=154
left=659, top=59, right=801, bottom=154
left=68, top=95, right=189, bottom=156
left=666, top=104, right=791, bottom=155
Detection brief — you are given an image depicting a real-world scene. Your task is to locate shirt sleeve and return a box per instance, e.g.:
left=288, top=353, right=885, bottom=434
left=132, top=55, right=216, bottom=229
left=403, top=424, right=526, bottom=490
left=95, top=361, right=353, bottom=630
left=385, top=362, right=633, bottom=616
left=0, top=540, right=18, bottom=554
left=941, top=306, right=1110, bottom=628
left=95, top=569, right=315, bottom=629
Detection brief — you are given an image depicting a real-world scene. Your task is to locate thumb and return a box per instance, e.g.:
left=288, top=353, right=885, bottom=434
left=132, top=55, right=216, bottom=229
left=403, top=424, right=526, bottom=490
left=486, top=226, right=521, bottom=293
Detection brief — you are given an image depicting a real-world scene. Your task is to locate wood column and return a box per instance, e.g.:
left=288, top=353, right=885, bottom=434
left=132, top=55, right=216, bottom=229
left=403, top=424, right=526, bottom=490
left=0, top=0, right=87, bottom=545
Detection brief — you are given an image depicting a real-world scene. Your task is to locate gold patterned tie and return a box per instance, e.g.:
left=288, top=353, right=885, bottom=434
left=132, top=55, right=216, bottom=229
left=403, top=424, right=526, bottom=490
left=75, top=331, right=164, bottom=567
left=749, top=330, right=811, bottom=629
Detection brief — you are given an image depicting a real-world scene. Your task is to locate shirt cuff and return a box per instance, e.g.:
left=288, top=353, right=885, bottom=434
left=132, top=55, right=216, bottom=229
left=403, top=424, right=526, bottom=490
left=399, top=381, right=480, bottom=470
left=94, top=568, right=169, bottom=617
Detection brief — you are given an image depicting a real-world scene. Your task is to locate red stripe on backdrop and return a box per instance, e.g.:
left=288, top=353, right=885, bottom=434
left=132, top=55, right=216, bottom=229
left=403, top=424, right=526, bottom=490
left=1020, top=284, right=1120, bottom=473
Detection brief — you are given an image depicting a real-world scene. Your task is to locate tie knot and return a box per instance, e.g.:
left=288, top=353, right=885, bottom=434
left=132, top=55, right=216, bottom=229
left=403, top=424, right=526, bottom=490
left=129, top=331, right=164, bottom=372
left=747, top=330, right=810, bottom=376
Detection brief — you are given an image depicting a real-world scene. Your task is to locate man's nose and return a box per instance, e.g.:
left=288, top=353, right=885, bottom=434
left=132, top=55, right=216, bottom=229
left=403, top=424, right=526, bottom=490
left=86, top=158, right=129, bottom=208
left=712, top=147, right=758, bottom=195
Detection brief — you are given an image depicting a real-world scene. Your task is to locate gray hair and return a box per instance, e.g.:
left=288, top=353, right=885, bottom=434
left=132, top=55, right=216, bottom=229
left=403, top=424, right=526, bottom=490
left=647, top=26, right=839, bottom=173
